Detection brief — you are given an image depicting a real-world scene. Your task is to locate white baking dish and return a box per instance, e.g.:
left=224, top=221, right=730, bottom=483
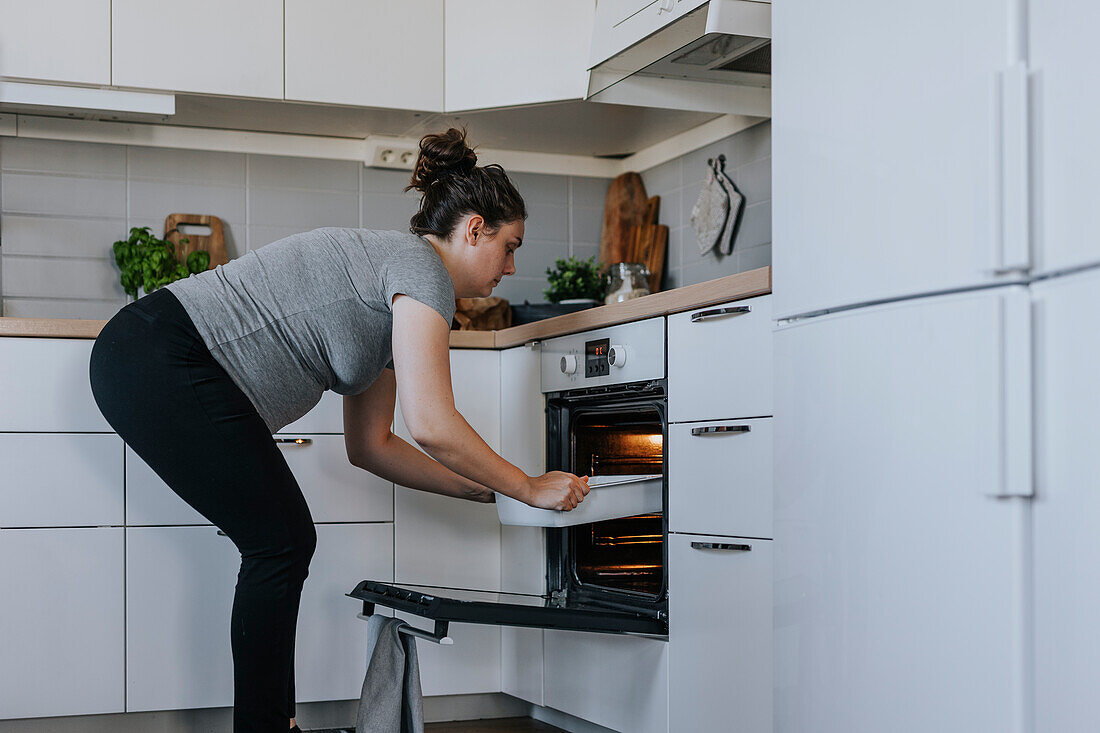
left=496, top=474, right=663, bottom=527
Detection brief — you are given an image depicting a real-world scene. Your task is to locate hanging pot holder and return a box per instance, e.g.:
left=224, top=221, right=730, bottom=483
left=690, top=161, right=730, bottom=255
left=714, top=157, right=744, bottom=256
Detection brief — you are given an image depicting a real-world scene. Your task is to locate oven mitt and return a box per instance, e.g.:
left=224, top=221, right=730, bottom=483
left=714, top=165, right=744, bottom=256
left=690, top=163, right=730, bottom=255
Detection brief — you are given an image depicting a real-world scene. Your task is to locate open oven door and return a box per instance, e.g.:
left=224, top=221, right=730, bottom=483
left=347, top=581, right=668, bottom=641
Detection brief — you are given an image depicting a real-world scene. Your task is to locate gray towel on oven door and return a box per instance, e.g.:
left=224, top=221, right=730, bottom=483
left=356, top=615, right=424, bottom=733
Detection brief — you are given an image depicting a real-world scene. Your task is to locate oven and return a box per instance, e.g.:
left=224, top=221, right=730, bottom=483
left=349, top=317, right=669, bottom=641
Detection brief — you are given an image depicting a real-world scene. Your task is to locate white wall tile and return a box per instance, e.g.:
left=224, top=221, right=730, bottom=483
left=0, top=138, right=125, bottom=177
left=361, top=192, right=419, bottom=232
left=2, top=255, right=126, bottom=300
left=525, top=202, right=569, bottom=241
left=250, top=187, right=358, bottom=229
left=1, top=173, right=127, bottom=218
left=571, top=205, right=603, bottom=244
left=510, top=172, right=568, bottom=206
left=128, top=147, right=245, bottom=186
left=362, top=166, right=416, bottom=194
left=2, top=216, right=128, bottom=258
left=248, top=154, right=358, bottom=192
left=570, top=176, right=612, bottom=208
left=733, top=156, right=771, bottom=206
left=514, top=239, right=570, bottom=281
left=735, top=200, right=772, bottom=250
left=2, top=296, right=126, bottom=319
left=640, top=157, right=681, bottom=196
left=129, top=180, right=246, bottom=223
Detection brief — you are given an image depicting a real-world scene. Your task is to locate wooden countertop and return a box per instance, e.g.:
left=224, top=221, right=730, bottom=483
left=0, top=266, right=770, bottom=347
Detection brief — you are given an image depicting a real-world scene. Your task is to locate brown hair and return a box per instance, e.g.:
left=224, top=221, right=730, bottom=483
left=406, top=128, right=527, bottom=238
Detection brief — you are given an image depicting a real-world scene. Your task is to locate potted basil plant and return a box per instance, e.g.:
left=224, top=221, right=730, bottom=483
left=511, top=255, right=609, bottom=325
left=112, top=226, right=210, bottom=299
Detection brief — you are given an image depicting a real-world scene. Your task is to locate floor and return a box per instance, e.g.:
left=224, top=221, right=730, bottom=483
left=309, top=719, right=565, bottom=733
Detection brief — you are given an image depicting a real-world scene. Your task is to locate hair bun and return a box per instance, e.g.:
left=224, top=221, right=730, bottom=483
left=407, top=127, right=478, bottom=194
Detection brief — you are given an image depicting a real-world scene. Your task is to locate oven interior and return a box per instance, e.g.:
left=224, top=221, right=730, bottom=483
left=547, top=383, right=668, bottom=614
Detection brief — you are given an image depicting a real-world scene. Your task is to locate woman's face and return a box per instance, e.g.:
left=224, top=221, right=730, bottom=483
left=458, top=216, right=524, bottom=298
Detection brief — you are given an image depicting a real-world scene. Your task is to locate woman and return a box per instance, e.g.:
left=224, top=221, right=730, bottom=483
left=88, top=128, right=590, bottom=733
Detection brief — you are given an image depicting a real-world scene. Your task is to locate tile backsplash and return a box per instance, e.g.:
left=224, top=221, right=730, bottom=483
left=0, top=120, right=770, bottom=319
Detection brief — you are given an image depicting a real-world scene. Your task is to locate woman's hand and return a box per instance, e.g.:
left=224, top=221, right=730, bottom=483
left=524, top=472, right=590, bottom=511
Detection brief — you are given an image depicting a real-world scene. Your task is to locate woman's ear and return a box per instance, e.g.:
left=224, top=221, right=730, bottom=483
left=464, top=214, right=485, bottom=245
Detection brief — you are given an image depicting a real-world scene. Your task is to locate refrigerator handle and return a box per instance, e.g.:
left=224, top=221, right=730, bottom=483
left=992, top=291, right=1033, bottom=497
left=987, top=64, right=1031, bottom=276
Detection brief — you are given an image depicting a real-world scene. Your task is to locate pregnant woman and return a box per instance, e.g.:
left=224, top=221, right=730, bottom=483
left=88, top=128, right=590, bottom=732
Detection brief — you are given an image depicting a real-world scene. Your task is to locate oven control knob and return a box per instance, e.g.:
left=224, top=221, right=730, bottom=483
left=608, top=345, right=627, bottom=367
left=560, top=354, right=578, bottom=375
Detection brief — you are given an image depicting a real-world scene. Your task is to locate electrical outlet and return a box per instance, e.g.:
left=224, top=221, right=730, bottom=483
left=365, top=138, right=419, bottom=170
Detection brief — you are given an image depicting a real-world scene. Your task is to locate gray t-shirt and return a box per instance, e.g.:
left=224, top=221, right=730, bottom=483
left=166, top=228, right=456, bottom=434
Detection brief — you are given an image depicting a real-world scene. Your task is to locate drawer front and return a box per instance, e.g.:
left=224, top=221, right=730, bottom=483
left=668, top=294, right=773, bottom=422
left=0, top=434, right=124, bottom=527
left=0, top=338, right=111, bottom=432
left=127, top=435, right=392, bottom=525
left=668, top=533, right=772, bottom=732
left=669, top=418, right=772, bottom=538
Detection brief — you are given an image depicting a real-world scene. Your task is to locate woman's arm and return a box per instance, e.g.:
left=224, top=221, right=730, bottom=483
left=390, top=294, right=588, bottom=510
left=343, top=368, right=493, bottom=502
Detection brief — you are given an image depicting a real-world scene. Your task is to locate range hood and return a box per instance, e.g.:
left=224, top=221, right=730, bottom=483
left=587, top=0, right=771, bottom=116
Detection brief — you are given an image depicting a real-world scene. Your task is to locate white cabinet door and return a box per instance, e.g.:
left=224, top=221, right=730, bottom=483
left=0, top=0, right=110, bottom=85
left=296, top=523, right=394, bottom=703
left=125, top=445, right=211, bottom=526
left=112, top=0, right=282, bottom=98
left=772, top=0, right=1013, bottom=319
left=0, top=434, right=124, bottom=527
left=544, top=630, right=669, bottom=733
left=393, top=349, right=501, bottom=591
left=1028, top=4, right=1100, bottom=275
left=668, top=295, right=772, bottom=423
left=773, top=288, right=1029, bottom=733
left=445, top=0, right=593, bottom=112
left=0, top=338, right=111, bottom=432
left=668, top=533, right=771, bottom=732
left=499, top=345, right=546, bottom=705
left=1032, top=268, right=1100, bottom=731
left=589, top=0, right=707, bottom=68
left=284, top=0, right=443, bottom=111
left=274, top=435, right=393, bottom=523
left=668, top=418, right=771, bottom=539
left=126, top=526, right=239, bottom=712
left=278, top=390, right=344, bottom=434
left=0, top=527, right=124, bottom=719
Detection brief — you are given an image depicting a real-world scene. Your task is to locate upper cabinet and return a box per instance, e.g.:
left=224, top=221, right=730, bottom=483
left=112, top=0, right=283, bottom=99
left=589, top=0, right=708, bottom=69
left=0, top=0, right=110, bottom=85
left=444, top=0, right=594, bottom=112
left=772, top=0, right=1014, bottom=319
left=285, top=0, right=445, bottom=112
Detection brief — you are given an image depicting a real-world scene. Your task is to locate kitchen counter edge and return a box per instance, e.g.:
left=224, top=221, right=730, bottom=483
left=0, top=266, right=771, bottom=348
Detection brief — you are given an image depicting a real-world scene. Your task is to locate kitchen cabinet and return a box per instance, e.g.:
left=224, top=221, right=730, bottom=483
left=444, top=0, right=593, bottom=112
left=1028, top=3, right=1100, bottom=275
left=272, top=435, right=393, bottom=523
left=294, top=523, right=394, bottom=703
left=668, top=295, right=772, bottom=423
left=284, top=0, right=444, bottom=112
left=499, top=344, right=547, bottom=706
left=772, top=0, right=1017, bottom=319
left=125, top=526, right=239, bottom=712
left=1032, top=267, right=1100, bottom=731
left=668, top=533, right=772, bottom=732
left=773, top=288, right=1028, bottom=732
left=0, top=433, right=124, bottom=527
left=0, top=527, right=124, bottom=719
left=0, top=338, right=111, bottom=432
left=392, top=348, right=503, bottom=696
left=112, top=0, right=283, bottom=99
left=0, top=0, right=110, bottom=85
left=543, top=630, right=668, bottom=733
left=668, top=417, right=772, bottom=538
left=589, top=0, right=708, bottom=70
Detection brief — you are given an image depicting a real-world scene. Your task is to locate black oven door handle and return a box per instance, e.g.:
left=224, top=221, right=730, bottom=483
left=690, top=541, right=752, bottom=552
left=690, top=424, right=751, bottom=436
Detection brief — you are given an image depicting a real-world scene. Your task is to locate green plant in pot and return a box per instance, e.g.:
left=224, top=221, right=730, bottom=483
left=112, top=226, right=210, bottom=298
left=544, top=255, right=606, bottom=304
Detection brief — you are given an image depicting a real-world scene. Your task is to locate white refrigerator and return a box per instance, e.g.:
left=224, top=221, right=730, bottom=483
left=772, top=0, right=1100, bottom=731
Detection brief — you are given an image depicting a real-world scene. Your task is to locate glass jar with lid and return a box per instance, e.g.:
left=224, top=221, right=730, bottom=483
left=604, top=263, right=651, bottom=305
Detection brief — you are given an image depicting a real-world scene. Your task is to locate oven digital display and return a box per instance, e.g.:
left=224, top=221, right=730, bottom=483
left=585, top=338, right=611, bottom=378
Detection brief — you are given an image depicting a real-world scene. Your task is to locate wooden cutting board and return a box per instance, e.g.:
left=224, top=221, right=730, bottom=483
left=599, top=173, right=649, bottom=268
left=164, top=213, right=228, bottom=270
left=623, top=223, right=669, bottom=292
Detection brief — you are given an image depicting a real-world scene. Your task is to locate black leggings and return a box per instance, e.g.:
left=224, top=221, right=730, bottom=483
left=89, top=287, right=316, bottom=732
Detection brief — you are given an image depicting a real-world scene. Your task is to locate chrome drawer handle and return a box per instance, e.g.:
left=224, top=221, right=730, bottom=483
left=691, top=542, right=751, bottom=552
left=691, top=425, right=750, bottom=436
left=690, top=306, right=750, bottom=323
left=274, top=437, right=313, bottom=446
